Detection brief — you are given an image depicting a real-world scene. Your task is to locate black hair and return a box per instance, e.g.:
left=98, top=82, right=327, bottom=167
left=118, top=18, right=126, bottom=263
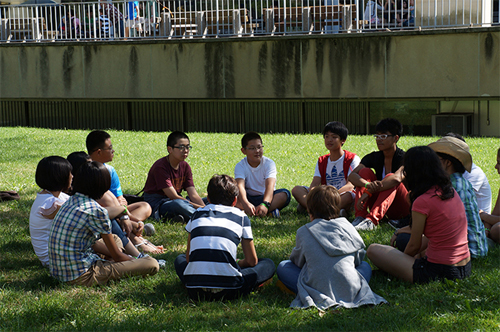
left=322, top=121, right=348, bottom=141
left=207, top=174, right=239, bottom=206
left=375, top=118, right=403, bottom=137
left=403, top=146, right=454, bottom=204
left=86, top=130, right=110, bottom=154
left=35, top=156, right=72, bottom=192
left=167, top=131, right=189, bottom=148
left=436, top=152, right=466, bottom=174
left=306, top=185, right=341, bottom=220
left=241, top=132, right=262, bottom=148
left=444, top=132, right=466, bottom=143
left=67, top=151, right=91, bottom=176
left=72, top=161, right=111, bottom=200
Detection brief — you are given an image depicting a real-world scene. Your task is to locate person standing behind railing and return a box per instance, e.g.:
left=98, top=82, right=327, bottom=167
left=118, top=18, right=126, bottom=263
left=125, top=0, right=140, bottom=37
left=99, top=8, right=110, bottom=38
left=100, top=0, right=124, bottom=38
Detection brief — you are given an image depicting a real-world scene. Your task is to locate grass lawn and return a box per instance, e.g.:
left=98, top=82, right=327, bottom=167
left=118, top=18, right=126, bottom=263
left=1, top=127, right=499, bottom=331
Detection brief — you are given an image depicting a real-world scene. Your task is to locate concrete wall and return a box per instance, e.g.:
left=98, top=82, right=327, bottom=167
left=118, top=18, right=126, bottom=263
left=1, top=28, right=499, bottom=100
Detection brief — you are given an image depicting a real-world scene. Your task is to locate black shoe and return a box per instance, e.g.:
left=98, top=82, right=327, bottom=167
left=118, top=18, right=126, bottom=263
left=171, top=215, right=185, bottom=223
left=388, top=215, right=411, bottom=229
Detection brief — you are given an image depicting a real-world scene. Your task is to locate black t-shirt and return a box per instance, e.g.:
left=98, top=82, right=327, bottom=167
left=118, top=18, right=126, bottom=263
left=360, top=147, right=405, bottom=180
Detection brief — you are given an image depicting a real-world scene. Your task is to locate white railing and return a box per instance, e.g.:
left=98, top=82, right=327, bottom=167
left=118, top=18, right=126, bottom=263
left=0, top=0, right=497, bottom=42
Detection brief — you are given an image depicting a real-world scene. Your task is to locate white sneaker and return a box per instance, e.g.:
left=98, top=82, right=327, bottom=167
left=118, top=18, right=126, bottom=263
left=351, top=216, right=365, bottom=227
left=354, top=219, right=376, bottom=231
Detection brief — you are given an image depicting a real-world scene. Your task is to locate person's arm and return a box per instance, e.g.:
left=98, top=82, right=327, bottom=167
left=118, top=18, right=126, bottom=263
left=239, top=239, right=258, bottom=267
left=236, top=178, right=255, bottom=216
left=255, top=177, right=276, bottom=217
left=289, top=232, right=306, bottom=268
left=480, top=188, right=500, bottom=225
left=377, top=166, right=405, bottom=192
left=185, top=186, right=205, bottom=209
left=101, top=233, right=133, bottom=262
left=308, top=176, right=322, bottom=192
left=116, top=195, right=128, bottom=206
left=404, top=211, right=426, bottom=258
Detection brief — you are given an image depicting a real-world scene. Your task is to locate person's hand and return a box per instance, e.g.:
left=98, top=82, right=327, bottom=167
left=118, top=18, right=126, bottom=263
left=117, top=196, right=128, bottom=205
left=134, top=221, right=144, bottom=236
left=255, top=204, right=268, bottom=217
left=390, top=232, right=398, bottom=247
left=244, top=203, right=256, bottom=216
left=120, top=217, right=133, bottom=237
left=357, top=193, right=369, bottom=210
left=366, top=181, right=383, bottom=193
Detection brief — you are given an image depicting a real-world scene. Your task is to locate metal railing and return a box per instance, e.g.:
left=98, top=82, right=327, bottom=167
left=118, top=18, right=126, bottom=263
left=0, top=0, right=498, bottom=42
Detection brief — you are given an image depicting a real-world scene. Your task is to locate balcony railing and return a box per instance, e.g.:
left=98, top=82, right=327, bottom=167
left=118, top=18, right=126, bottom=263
left=0, top=0, right=498, bottom=42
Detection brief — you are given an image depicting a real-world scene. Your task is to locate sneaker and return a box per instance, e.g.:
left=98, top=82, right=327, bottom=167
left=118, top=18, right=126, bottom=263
left=354, top=218, right=376, bottom=231
left=388, top=216, right=411, bottom=230
left=153, top=209, right=161, bottom=221
left=296, top=204, right=307, bottom=214
left=351, top=216, right=365, bottom=227
left=137, top=252, right=150, bottom=259
left=339, top=209, right=348, bottom=218
left=276, top=280, right=296, bottom=295
left=157, top=259, right=166, bottom=268
left=269, top=209, right=280, bottom=218
left=171, top=215, right=185, bottom=223
left=143, top=223, right=155, bottom=236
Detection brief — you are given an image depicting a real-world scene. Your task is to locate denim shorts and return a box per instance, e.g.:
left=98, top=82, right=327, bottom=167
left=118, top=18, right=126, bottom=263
left=247, top=188, right=291, bottom=210
left=413, top=257, right=471, bottom=284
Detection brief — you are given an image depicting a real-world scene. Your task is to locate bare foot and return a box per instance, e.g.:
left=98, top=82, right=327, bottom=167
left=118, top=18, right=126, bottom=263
left=135, top=238, right=165, bottom=254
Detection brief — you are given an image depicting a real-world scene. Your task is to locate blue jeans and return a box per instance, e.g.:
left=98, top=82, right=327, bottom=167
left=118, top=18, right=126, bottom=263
left=111, top=219, right=129, bottom=247
left=144, top=193, right=197, bottom=221
left=276, top=260, right=372, bottom=294
left=174, top=254, right=276, bottom=301
left=247, top=188, right=291, bottom=210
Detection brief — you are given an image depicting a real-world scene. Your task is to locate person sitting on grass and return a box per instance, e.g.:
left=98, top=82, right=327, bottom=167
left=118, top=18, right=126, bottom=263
left=277, top=185, right=386, bottom=310
left=367, top=146, right=471, bottom=284
left=48, top=161, right=159, bottom=287
left=67, top=151, right=162, bottom=256
left=478, top=147, right=500, bottom=245
left=143, top=131, right=205, bottom=223
left=174, top=174, right=276, bottom=301
left=348, top=118, right=410, bottom=231
left=86, top=132, right=163, bottom=253
left=234, top=132, right=291, bottom=218
left=428, top=136, right=488, bottom=258
left=292, top=121, right=360, bottom=216
left=29, top=156, right=72, bottom=267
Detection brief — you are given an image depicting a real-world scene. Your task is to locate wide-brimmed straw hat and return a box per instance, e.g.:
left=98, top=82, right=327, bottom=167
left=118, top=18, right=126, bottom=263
left=428, top=136, right=472, bottom=172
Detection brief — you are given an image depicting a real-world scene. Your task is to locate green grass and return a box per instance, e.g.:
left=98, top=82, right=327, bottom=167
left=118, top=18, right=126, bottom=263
left=1, top=127, right=499, bottom=331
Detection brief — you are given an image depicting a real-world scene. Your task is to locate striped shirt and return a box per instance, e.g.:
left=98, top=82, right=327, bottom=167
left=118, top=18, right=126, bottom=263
left=450, top=173, right=488, bottom=258
left=48, top=193, right=111, bottom=282
left=184, top=204, right=253, bottom=289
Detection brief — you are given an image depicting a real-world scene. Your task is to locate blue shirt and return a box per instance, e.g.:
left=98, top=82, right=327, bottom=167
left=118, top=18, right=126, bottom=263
left=105, top=164, right=123, bottom=198
left=450, top=172, right=488, bottom=258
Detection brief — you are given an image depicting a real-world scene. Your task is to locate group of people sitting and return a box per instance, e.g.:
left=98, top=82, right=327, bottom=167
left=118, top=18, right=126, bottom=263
left=28, top=118, right=500, bottom=311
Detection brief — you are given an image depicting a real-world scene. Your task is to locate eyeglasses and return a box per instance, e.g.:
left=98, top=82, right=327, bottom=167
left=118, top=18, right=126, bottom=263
left=246, top=145, right=264, bottom=151
left=373, top=134, right=394, bottom=140
left=173, top=145, right=192, bottom=151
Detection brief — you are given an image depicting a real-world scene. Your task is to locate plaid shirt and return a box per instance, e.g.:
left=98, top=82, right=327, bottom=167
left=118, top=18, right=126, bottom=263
left=48, top=193, right=112, bottom=282
left=450, top=173, right=488, bottom=258
left=101, top=2, right=124, bottom=24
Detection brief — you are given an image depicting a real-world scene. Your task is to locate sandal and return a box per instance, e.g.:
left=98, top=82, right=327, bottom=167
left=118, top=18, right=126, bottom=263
left=135, top=238, right=164, bottom=254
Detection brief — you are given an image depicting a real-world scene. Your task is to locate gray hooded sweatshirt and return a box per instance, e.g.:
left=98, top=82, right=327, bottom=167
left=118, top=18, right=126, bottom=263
left=290, top=217, right=387, bottom=310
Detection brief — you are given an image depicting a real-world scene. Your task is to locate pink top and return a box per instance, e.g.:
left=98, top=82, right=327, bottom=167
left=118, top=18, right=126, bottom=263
left=412, top=187, right=470, bottom=265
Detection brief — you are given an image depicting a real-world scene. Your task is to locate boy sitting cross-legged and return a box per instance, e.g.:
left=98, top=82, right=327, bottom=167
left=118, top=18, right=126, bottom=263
left=292, top=121, right=360, bottom=216
left=143, top=131, right=205, bottom=223
left=174, top=174, right=276, bottom=301
left=234, top=132, right=291, bottom=218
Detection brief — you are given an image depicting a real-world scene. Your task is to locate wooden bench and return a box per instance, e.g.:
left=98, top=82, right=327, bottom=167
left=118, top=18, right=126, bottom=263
left=263, top=5, right=359, bottom=34
left=4, top=17, right=44, bottom=41
left=159, top=8, right=255, bottom=37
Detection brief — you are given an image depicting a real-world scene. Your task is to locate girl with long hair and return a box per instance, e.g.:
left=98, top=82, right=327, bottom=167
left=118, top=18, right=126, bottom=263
left=367, top=146, right=471, bottom=283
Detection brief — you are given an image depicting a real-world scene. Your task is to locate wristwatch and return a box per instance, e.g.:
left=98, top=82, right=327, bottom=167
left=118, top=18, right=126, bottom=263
left=119, top=215, right=130, bottom=221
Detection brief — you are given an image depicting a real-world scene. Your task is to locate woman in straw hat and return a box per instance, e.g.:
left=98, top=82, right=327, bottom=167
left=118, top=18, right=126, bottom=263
left=367, top=146, right=471, bottom=284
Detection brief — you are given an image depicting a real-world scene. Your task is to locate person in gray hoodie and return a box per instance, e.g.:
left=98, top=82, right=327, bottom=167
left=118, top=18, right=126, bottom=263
left=277, top=185, right=386, bottom=310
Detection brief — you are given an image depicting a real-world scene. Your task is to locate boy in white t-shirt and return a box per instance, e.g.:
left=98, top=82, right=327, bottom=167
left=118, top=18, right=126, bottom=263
left=234, top=132, right=291, bottom=218
left=292, top=121, right=360, bottom=214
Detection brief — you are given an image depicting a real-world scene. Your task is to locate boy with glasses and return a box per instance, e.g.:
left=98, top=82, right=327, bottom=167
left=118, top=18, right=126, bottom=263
left=292, top=121, right=360, bottom=216
left=144, top=131, right=205, bottom=223
left=234, top=132, right=290, bottom=218
left=348, top=118, right=410, bottom=231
